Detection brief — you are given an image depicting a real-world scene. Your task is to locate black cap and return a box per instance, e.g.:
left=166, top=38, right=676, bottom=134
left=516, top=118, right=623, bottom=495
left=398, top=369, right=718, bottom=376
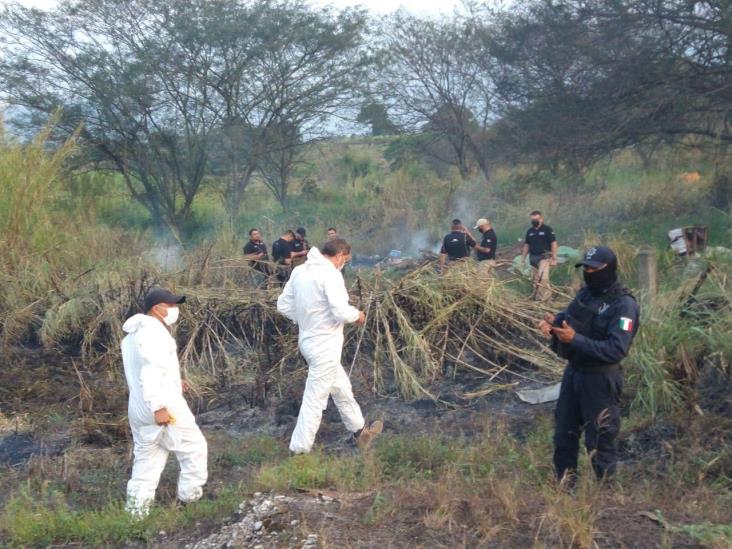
left=144, top=287, right=186, bottom=312
left=296, top=227, right=306, bottom=236
left=575, top=246, right=617, bottom=269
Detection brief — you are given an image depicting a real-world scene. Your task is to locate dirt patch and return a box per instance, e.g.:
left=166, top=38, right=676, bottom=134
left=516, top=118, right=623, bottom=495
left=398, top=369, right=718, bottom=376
left=0, top=433, right=37, bottom=466
left=0, top=432, right=69, bottom=467
left=168, top=486, right=697, bottom=549
left=593, top=507, right=692, bottom=549
left=197, top=367, right=557, bottom=455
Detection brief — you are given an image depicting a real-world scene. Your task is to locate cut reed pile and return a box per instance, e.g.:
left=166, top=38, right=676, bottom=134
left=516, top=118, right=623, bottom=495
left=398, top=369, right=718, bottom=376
left=18, top=255, right=564, bottom=410
left=351, top=262, right=563, bottom=399
left=7, top=231, right=731, bottom=424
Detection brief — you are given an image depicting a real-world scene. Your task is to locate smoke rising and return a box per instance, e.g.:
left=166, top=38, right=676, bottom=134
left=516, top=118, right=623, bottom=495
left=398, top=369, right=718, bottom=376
left=145, top=243, right=184, bottom=272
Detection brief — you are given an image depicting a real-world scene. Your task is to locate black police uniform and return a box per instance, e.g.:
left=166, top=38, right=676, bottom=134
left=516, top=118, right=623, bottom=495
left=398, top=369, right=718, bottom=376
left=291, top=237, right=309, bottom=267
left=291, top=238, right=307, bottom=255
left=271, top=238, right=293, bottom=285
left=476, top=228, right=498, bottom=261
left=272, top=238, right=292, bottom=263
left=440, top=231, right=476, bottom=260
left=551, top=282, right=640, bottom=480
left=243, top=240, right=269, bottom=274
left=525, top=224, right=556, bottom=267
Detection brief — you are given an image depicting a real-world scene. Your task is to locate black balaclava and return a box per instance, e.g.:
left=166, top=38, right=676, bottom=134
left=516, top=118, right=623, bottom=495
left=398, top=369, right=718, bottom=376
left=583, top=259, right=618, bottom=295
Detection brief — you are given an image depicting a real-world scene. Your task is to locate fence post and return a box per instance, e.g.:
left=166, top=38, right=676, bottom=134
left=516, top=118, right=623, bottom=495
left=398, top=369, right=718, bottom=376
left=635, top=247, right=657, bottom=304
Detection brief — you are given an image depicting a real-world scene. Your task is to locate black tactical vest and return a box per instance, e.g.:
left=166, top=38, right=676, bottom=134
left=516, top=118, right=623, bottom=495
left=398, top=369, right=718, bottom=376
left=554, top=284, right=635, bottom=361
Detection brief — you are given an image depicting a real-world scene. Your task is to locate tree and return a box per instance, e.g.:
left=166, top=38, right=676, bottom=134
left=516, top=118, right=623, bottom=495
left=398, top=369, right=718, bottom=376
left=201, top=0, right=370, bottom=213
left=0, top=0, right=222, bottom=239
left=487, top=0, right=732, bottom=233
left=251, top=2, right=369, bottom=210
left=258, top=119, right=302, bottom=211
left=0, top=0, right=371, bottom=226
left=488, top=0, right=732, bottom=168
left=356, top=102, right=400, bottom=136
left=376, top=12, right=497, bottom=181
left=206, top=120, right=262, bottom=224
left=189, top=0, right=270, bottom=225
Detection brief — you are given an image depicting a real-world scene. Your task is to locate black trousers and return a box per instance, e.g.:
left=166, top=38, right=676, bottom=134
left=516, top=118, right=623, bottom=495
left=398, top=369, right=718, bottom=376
left=553, top=365, right=623, bottom=480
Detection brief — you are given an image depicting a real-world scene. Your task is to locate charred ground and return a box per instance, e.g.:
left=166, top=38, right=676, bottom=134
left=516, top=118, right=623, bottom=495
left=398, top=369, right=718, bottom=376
left=1, top=258, right=731, bottom=548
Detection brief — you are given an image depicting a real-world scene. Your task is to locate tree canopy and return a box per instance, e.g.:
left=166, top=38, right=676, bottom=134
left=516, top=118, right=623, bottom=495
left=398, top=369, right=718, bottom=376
left=1, top=0, right=730, bottom=234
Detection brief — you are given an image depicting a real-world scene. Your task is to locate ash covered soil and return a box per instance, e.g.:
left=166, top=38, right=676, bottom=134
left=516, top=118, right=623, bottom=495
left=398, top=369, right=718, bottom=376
left=157, top=369, right=710, bottom=548
left=2, top=360, right=729, bottom=548
left=196, top=369, right=553, bottom=452
left=181, top=376, right=551, bottom=549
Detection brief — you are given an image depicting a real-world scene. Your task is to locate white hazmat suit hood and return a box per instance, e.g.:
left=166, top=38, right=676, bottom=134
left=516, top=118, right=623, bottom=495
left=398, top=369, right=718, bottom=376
left=121, top=313, right=207, bottom=517
left=277, top=247, right=366, bottom=453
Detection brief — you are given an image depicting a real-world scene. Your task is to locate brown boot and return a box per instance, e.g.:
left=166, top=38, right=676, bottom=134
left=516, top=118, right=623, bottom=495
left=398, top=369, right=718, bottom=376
left=356, top=420, right=383, bottom=451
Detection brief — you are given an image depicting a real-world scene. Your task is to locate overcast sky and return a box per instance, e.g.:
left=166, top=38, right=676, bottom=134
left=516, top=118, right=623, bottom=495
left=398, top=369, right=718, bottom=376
left=1, top=0, right=465, bottom=15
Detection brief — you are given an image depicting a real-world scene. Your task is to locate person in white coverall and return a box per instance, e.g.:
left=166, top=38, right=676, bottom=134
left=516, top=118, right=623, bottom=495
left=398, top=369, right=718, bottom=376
left=121, top=287, right=208, bottom=517
left=277, top=238, right=383, bottom=454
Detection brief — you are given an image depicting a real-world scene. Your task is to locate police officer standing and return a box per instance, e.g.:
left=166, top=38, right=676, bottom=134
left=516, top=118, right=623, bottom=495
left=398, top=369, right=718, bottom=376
left=272, top=229, right=296, bottom=286
left=439, top=219, right=476, bottom=274
left=521, top=211, right=558, bottom=301
left=243, top=229, right=269, bottom=266
left=473, top=218, right=498, bottom=278
left=539, top=246, right=640, bottom=484
left=291, top=227, right=309, bottom=268
left=243, top=228, right=270, bottom=285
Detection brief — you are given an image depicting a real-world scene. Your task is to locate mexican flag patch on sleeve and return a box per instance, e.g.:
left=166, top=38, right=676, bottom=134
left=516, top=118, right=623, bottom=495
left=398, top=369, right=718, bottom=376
left=619, top=317, right=633, bottom=332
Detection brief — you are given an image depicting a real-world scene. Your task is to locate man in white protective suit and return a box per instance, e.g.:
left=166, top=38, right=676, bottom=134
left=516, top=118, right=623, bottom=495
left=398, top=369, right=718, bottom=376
left=277, top=238, right=383, bottom=454
left=121, top=287, right=208, bottom=517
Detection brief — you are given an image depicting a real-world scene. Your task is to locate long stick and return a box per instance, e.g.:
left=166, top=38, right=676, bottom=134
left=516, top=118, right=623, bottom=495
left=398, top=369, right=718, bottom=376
left=348, top=294, right=373, bottom=378
left=681, top=264, right=714, bottom=316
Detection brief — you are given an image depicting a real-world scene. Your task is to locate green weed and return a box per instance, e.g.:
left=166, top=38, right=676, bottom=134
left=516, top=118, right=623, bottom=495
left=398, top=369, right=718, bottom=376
left=363, top=490, right=394, bottom=525
left=675, top=521, right=732, bottom=548
left=374, top=435, right=457, bottom=480
left=214, top=435, right=288, bottom=469
left=255, top=451, right=368, bottom=492
left=0, top=483, right=245, bottom=547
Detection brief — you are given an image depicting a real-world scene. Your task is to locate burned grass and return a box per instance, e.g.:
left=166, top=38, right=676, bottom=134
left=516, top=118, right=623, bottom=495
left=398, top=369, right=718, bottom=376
left=1, top=256, right=564, bottom=430
left=1, top=193, right=731, bottom=546
left=1, top=395, right=731, bottom=547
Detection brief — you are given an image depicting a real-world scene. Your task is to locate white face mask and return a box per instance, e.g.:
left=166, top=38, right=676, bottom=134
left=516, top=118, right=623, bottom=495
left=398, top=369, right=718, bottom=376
left=163, top=306, right=180, bottom=326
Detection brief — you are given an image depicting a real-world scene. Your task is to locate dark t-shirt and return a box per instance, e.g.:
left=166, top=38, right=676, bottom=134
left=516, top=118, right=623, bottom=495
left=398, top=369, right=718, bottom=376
left=272, top=238, right=293, bottom=264
left=243, top=240, right=268, bottom=260
left=292, top=238, right=308, bottom=254
left=291, top=238, right=309, bottom=267
left=476, top=229, right=498, bottom=260
left=525, top=224, right=556, bottom=256
left=441, top=231, right=476, bottom=259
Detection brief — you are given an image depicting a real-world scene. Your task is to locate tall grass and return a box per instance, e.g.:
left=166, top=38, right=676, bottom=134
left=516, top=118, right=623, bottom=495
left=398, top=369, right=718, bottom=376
left=0, top=119, right=78, bottom=265
left=0, top=121, right=153, bottom=350
left=626, top=256, right=732, bottom=417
